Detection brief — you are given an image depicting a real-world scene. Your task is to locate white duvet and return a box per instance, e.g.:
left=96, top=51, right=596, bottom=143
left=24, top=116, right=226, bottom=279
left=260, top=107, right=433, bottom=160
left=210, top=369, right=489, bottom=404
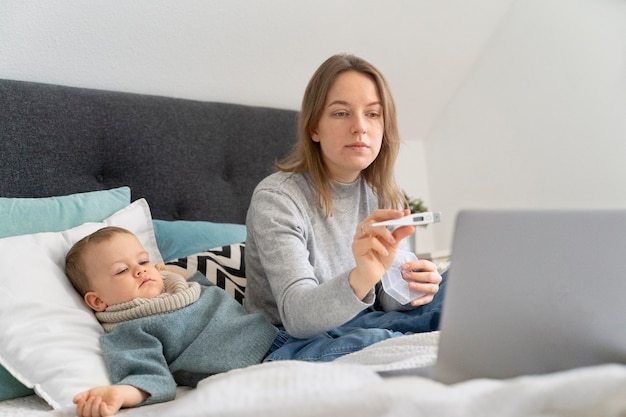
left=2, top=332, right=626, bottom=417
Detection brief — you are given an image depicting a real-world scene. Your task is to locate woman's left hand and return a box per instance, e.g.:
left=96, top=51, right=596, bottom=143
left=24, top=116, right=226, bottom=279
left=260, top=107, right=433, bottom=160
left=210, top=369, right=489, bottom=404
left=400, top=259, right=442, bottom=307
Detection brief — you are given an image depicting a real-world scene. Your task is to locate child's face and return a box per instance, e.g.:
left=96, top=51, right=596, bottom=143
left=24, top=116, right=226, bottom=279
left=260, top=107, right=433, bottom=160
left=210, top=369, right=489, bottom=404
left=82, top=232, right=164, bottom=312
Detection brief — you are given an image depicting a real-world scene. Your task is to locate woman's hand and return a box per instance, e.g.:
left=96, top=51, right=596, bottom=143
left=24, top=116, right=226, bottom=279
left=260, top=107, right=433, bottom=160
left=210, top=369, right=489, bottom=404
left=400, top=259, right=442, bottom=307
left=349, top=209, right=415, bottom=300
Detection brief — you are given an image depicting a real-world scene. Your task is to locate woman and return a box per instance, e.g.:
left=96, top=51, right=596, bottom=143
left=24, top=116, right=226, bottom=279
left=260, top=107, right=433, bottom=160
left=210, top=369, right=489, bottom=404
left=244, top=54, right=444, bottom=340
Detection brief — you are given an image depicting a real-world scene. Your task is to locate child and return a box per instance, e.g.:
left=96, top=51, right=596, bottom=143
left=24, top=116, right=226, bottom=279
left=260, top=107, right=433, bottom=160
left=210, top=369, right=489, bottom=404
left=65, top=226, right=402, bottom=417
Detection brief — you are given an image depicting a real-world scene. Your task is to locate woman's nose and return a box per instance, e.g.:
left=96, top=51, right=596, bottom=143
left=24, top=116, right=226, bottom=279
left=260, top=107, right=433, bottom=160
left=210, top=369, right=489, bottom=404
left=351, top=117, right=367, bottom=135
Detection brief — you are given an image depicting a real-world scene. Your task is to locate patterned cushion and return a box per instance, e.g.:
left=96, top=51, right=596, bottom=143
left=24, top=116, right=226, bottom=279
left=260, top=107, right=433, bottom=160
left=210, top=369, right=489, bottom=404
left=166, top=243, right=246, bottom=304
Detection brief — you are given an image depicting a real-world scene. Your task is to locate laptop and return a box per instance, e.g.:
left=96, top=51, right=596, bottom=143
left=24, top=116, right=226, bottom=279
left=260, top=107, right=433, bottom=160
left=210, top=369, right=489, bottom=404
left=429, top=209, right=626, bottom=384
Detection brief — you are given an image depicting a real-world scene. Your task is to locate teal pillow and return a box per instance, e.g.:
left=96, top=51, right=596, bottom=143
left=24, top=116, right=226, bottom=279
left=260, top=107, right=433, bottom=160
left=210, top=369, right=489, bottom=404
left=0, top=187, right=131, bottom=238
left=0, top=186, right=131, bottom=401
left=153, top=219, right=246, bottom=262
left=0, top=366, right=34, bottom=401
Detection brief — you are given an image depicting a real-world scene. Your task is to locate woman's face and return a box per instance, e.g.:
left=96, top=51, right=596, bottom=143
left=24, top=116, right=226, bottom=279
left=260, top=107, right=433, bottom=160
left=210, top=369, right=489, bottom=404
left=311, top=70, right=384, bottom=183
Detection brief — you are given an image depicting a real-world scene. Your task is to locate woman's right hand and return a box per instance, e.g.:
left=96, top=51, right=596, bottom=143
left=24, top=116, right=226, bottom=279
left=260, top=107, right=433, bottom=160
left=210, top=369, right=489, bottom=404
left=349, top=209, right=415, bottom=300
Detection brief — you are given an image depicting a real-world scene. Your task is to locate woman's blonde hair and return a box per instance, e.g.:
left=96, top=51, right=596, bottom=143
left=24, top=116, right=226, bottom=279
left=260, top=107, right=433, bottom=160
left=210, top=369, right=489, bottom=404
left=276, top=53, right=404, bottom=217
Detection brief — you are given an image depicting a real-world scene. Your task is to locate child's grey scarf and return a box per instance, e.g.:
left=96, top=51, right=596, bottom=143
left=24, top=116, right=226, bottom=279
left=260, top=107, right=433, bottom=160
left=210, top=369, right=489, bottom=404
left=96, top=270, right=201, bottom=332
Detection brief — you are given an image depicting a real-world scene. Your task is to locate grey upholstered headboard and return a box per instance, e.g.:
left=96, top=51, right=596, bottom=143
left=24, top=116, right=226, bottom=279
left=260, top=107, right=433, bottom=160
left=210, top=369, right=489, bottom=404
left=0, top=79, right=297, bottom=224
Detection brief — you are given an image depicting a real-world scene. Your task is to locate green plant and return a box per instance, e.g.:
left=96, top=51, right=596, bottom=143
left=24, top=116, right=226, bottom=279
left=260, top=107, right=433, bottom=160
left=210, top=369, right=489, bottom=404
left=403, top=191, right=428, bottom=214
left=403, top=191, right=429, bottom=229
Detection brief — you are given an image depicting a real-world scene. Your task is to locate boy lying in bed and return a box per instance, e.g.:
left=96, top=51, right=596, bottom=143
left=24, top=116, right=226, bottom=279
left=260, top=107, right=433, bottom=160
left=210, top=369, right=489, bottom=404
left=65, top=226, right=403, bottom=417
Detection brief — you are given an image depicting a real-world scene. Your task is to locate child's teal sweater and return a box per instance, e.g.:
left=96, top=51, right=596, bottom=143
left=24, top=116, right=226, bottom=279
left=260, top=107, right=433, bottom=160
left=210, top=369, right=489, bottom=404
left=100, top=272, right=278, bottom=406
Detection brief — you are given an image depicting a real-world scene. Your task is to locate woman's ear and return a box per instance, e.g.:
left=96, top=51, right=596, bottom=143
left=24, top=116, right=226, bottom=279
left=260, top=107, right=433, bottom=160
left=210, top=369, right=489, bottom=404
left=84, top=291, right=108, bottom=312
left=311, top=128, right=320, bottom=142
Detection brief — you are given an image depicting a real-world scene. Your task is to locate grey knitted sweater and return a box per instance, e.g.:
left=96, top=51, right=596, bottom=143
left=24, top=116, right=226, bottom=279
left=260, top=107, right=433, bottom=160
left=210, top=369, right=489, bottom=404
left=100, top=272, right=278, bottom=406
left=244, top=172, right=405, bottom=339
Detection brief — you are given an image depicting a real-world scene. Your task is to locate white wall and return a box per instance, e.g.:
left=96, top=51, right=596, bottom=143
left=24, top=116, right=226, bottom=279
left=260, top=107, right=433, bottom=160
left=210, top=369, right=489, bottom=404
left=426, top=0, right=626, bottom=252
left=2, top=0, right=624, bottom=255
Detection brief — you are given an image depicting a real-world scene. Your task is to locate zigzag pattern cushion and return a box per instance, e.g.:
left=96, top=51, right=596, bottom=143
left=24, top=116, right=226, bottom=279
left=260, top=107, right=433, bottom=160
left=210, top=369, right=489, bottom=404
left=166, top=243, right=246, bottom=304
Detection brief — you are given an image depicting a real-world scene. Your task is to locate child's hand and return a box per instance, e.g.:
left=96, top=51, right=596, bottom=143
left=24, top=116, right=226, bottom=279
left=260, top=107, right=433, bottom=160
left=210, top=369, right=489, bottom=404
left=74, top=385, right=147, bottom=417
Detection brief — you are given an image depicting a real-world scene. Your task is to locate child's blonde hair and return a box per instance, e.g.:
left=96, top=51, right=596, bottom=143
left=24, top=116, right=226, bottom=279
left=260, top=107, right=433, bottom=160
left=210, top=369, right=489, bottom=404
left=65, top=226, right=134, bottom=296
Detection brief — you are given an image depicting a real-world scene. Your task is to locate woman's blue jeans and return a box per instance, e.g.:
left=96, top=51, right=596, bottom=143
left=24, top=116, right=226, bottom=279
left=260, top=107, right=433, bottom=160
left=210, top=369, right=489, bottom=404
left=265, top=269, right=447, bottom=362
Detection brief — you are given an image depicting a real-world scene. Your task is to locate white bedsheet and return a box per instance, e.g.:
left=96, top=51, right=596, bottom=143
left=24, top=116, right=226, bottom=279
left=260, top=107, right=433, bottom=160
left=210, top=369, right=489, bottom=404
left=2, top=332, right=626, bottom=417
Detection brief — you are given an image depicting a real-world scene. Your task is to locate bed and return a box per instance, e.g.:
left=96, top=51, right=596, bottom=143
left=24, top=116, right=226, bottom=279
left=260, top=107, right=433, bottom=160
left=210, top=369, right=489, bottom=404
left=1, top=79, right=625, bottom=417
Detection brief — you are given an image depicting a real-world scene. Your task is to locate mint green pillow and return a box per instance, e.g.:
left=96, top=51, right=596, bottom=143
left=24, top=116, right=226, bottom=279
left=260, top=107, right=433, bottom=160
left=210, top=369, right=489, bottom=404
left=153, top=219, right=246, bottom=262
left=0, top=366, right=34, bottom=400
left=0, top=187, right=131, bottom=238
left=0, top=186, right=131, bottom=401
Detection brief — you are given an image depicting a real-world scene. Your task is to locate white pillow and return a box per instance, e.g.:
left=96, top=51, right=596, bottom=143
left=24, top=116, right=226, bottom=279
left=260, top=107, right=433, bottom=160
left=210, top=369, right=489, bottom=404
left=0, top=199, right=162, bottom=410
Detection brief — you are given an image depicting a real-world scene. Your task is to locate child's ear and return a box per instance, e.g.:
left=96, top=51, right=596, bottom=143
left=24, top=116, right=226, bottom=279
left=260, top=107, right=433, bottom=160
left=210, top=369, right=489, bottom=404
left=84, top=292, right=108, bottom=312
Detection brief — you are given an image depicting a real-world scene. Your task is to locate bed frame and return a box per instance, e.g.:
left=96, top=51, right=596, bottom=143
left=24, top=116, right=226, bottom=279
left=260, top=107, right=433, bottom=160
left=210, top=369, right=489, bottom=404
left=0, top=78, right=297, bottom=224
